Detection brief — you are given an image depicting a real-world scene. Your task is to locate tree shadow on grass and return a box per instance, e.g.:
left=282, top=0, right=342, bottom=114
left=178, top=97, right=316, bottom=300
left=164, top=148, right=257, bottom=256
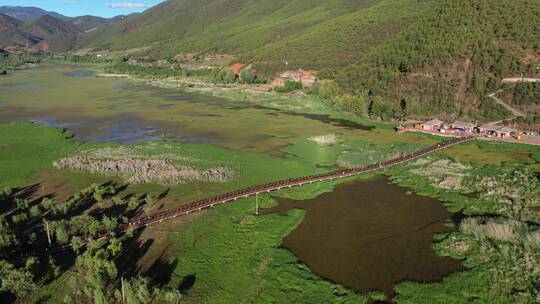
left=116, top=228, right=153, bottom=277
left=178, top=274, right=196, bottom=294
left=64, top=181, right=124, bottom=219
left=158, top=188, right=170, bottom=200
left=13, top=183, right=41, bottom=201
left=144, top=255, right=178, bottom=288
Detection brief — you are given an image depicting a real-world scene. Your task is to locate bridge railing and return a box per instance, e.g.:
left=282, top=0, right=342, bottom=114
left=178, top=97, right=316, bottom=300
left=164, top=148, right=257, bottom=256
left=91, top=136, right=473, bottom=242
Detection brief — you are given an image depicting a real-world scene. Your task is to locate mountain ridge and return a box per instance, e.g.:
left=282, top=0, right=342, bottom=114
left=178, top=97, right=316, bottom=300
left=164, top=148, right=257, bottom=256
left=0, top=6, right=127, bottom=52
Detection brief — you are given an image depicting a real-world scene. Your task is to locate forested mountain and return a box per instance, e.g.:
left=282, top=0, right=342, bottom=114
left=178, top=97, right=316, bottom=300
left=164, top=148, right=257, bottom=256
left=334, top=0, right=540, bottom=118
left=0, top=6, right=123, bottom=32
left=80, top=0, right=540, bottom=119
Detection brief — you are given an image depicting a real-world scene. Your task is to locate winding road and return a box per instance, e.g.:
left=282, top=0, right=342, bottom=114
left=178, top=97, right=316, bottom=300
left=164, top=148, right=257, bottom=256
left=487, top=89, right=526, bottom=120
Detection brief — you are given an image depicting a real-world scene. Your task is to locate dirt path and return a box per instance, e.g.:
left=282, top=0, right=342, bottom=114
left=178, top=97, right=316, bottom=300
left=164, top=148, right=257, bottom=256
left=487, top=89, right=526, bottom=124
left=501, top=78, right=540, bottom=84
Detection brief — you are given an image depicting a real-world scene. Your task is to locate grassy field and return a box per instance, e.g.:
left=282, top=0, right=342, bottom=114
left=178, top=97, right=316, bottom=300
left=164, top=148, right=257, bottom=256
left=3, top=119, right=539, bottom=303
left=0, top=122, right=82, bottom=188
left=439, top=141, right=540, bottom=165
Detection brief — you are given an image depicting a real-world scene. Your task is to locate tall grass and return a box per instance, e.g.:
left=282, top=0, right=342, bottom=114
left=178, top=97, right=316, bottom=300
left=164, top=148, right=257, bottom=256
left=525, top=230, right=540, bottom=247
left=459, top=217, right=539, bottom=243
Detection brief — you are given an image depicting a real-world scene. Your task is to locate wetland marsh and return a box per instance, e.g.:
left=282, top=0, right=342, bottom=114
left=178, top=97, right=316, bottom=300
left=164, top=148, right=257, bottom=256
left=0, top=65, right=390, bottom=151
left=1, top=64, right=538, bottom=303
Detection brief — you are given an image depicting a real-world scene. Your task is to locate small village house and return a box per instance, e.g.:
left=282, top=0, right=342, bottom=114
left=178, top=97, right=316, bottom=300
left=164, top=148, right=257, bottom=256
left=272, top=69, right=318, bottom=87
left=494, top=126, right=515, bottom=138
left=478, top=124, right=515, bottom=138
left=417, top=119, right=444, bottom=131
left=451, top=121, right=477, bottom=133
left=478, top=124, right=500, bottom=136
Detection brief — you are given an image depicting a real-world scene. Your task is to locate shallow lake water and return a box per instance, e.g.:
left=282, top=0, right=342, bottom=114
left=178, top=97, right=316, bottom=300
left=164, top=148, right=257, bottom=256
left=264, top=175, right=462, bottom=296
left=0, top=64, right=376, bottom=151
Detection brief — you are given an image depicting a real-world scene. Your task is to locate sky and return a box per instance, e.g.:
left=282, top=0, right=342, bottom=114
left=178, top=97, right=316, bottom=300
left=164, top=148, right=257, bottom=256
left=1, top=0, right=164, bottom=18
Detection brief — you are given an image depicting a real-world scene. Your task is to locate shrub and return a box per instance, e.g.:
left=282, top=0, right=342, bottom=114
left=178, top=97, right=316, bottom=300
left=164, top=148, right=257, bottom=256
left=29, top=205, right=42, bottom=218
left=128, top=196, right=141, bottom=211
left=41, top=198, right=54, bottom=210
left=15, top=199, right=29, bottom=211
left=239, top=69, right=255, bottom=84
left=275, top=80, right=303, bottom=93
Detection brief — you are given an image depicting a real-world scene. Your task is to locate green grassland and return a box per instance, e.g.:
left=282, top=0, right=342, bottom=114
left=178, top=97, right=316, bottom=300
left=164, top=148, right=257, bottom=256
left=0, top=122, right=82, bottom=188
left=2, top=116, right=539, bottom=303
left=0, top=122, right=395, bottom=303
left=2, top=62, right=540, bottom=302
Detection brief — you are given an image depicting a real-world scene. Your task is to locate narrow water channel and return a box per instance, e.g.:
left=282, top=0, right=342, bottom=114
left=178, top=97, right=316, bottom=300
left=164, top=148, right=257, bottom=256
left=264, top=175, right=462, bottom=297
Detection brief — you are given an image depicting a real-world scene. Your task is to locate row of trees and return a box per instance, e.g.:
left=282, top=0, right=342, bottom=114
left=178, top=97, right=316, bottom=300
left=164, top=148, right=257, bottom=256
left=105, top=61, right=265, bottom=85
left=305, top=81, right=409, bottom=121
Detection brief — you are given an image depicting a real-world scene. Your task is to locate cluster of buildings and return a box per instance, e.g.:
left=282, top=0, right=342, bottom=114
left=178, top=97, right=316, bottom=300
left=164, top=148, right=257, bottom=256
left=415, top=119, right=516, bottom=138
left=272, top=69, right=318, bottom=87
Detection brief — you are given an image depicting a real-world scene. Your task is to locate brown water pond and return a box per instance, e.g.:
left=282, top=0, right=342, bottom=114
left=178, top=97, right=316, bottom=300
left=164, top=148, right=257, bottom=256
left=263, top=175, right=462, bottom=297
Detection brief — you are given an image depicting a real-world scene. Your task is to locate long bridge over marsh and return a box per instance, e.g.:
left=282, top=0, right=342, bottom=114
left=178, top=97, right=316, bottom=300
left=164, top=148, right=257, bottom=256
left=94, top=136, right=473, bottom=240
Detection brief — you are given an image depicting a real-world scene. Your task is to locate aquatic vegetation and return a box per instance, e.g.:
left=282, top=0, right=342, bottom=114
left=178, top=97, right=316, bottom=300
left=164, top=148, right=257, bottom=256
left=308, top=134, right=338, bottom=146
left=457, top=217, right=540, bottom=303
left=54, top=155, right=235, bottom=185
left=336, top=141, right=426, bottom=168
left=409, top=158, right=471, bottom=190
left=469, top=166, right=540, bottom=222
left=460, top=217, right=519, bottom=242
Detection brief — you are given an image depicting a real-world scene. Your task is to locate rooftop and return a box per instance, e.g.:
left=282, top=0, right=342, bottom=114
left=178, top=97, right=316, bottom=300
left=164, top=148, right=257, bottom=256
left=452, top=121, right=477, bottom=128
left=422, top=119, right=444, bottom=126
left=496, top=127, right=515, bottom=133
left=479, top=124, right=500, bottom=131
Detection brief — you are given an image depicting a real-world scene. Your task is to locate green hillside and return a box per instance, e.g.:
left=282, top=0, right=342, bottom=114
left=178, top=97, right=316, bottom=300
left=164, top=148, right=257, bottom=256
left=81, top=0, right=382, bottom=54
left=242, top=0, right=434, bottom=74
left=80, top=0, right=540, bottom=120
left=335, top=0, right=540, bottom=118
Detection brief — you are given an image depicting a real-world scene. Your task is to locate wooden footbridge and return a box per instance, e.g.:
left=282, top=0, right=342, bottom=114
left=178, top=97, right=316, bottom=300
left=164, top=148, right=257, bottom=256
left=92, top=136, right=472, bottom=241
